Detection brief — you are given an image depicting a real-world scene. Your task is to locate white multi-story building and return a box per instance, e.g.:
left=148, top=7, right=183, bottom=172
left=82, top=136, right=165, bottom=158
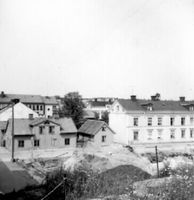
left=0, top=91, right=59, bottom=118
left=109, top=95, right=194, bottom=150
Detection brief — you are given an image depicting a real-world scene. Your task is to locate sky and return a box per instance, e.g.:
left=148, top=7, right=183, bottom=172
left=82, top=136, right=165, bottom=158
left=0, top=0, right=194, bottom=100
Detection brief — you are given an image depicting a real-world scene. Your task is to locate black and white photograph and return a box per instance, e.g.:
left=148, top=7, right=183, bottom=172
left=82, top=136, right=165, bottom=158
left=1, top=0, right=194, bottom=199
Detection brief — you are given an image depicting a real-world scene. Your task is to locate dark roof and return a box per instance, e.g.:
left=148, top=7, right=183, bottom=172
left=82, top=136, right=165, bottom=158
left=57, top=118, right=77, bottom=133
left=7, top=119, right=33, bottom=136
left=83, top=109, right=96, bottom=119
left=5, top=117, right=77, bottom=136
left=0, top=93, right=58, bottom=105
left=89, top=101, right=112, bottom=107
left=79, top=120, right=114, bottom=136
left=117, top=99, right=194, bottom=112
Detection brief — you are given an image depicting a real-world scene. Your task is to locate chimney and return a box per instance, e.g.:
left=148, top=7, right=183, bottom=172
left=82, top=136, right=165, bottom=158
left=1, top=91, right=5, bottom=98
left=179, top=96, right=185, bottom=102
left=151, top=95, right=156, bottom=101
left=131, top=95, right=136, bottom=101
left=29, top=114, right=34, bottom=120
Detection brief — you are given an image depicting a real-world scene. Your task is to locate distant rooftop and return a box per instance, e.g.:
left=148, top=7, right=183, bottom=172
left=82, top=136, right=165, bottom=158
left=116, top=95, right=194, bottom=112
left=0, top=91, right=58, bottom=105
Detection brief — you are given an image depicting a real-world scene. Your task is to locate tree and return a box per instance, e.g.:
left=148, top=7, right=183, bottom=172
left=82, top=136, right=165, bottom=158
left=60, top=92, right=85, bottom=128
left=101, top=111, right=109, bottom=124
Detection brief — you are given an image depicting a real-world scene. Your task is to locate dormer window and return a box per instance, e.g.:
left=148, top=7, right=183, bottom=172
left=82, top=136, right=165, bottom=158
left=116, top=105, right=120, bottom=112
left=189, top=106, right=194, bottom=111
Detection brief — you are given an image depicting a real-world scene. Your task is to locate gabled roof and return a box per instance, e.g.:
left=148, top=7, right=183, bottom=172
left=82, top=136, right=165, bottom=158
left=78, top=120, right=114, bottom=136
left=6, top=119, right=33, bottom=136
left=29, top=118, right=60, bottom=127
left=57, top=118, right=77, bottom=133
left=116, top=99, right=194, bottom=112
left=5, top=117, right=77, bottom=136
left=0, top=102, right=39, bottom=121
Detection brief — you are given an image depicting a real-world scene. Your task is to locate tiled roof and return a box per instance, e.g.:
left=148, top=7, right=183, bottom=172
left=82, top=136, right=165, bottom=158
left=79, top=120, right=112, bottom=136
left=117, top=99, right=194, bottom=112
left=0, top=93, right=58, bottom=105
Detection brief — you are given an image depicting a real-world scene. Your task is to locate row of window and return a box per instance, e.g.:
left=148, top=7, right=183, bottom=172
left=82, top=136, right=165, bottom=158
left=39, top=126, right=55, bottom=134
left=27, top=104, right=43, bottom=111
left=133, top=129, right=194, bottom=141
left=18, top=138, right=71, bottom=148
left=133, top=117, right=193, bottom=126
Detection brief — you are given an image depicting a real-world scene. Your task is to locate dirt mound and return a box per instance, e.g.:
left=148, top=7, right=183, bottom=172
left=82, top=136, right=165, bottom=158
left=63, top=151, right=112, bottom=172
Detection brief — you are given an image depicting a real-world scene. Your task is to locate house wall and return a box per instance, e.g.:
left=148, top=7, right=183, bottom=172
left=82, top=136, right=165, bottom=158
left=4, top=135, right=33, bottom=151
left=45, top=105, right=53, bottom=118
left=93, top=127, right=114, bottom=146
left=109, top=108, right=194, bottom=146
left=3, top=122, right=76, bottom=151
left=0, top=103, right=39, bottom=121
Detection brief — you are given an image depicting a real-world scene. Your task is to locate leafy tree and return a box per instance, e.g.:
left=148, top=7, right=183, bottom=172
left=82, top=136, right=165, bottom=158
left=59, top=92, right=85, bottom=128
left=101, top=111, right=109, bottom=124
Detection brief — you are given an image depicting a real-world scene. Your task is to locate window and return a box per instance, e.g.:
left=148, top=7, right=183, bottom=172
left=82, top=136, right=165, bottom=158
left=181, top=129, right=185, bottom=138
left=102, top=126, right=106, bottom=131
left=2, top=140, right=6, bottom=147
left=133, top=131, right=139, bottom=141
left=37, top=105, right=39, bottom=110
left=170, top=117, right=174, bottom=126
left=158, top=117, right=162, bottom=126
left=18, top=140, right=24, bottom=148
left=102, top=135, right=106, bottom=142
left=190, top=117, right=194, bottom=125
left=170, top=130, right=175, bottom=139
left=64, top=138, right=70, bottom=145
left=189, top=106, right=194, bottom=111
left=157, top=130, right=163, bottom=140
left=181, top=117, right=185, bottom=126
left=147, top=130, right=153, bottom=140
left=190, top=129, right=194, bottom=138
left=133, top=118, right=138, bottom=126
left=40, top=105, right=43, bottom=110
left=33, top=105, right=35, bottom=110
left=34, top=139, right=40, bottom=147
left=49, top=126, right=55, bottom=133
left=148, top=117, right=152, bottom=126
left=39, top=126, right=44, bottom=134
left=116, top=105, right=119, bottom=112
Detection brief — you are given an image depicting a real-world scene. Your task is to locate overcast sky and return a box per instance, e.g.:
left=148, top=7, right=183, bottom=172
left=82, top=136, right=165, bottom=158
left=0, top=0, right=194, bottom=100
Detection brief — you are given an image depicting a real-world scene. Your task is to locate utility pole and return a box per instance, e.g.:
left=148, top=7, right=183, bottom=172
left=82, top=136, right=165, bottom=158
left=155, top=145, right=159, bottom=178
left=11, top=98, right=20, bottom=162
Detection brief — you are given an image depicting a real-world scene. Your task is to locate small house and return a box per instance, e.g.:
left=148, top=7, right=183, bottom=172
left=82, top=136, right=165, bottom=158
left=78, top=120, right=115, bottom=147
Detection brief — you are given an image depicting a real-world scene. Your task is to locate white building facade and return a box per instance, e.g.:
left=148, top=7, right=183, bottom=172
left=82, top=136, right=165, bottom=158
left=109, top=95, right=194, bottom=150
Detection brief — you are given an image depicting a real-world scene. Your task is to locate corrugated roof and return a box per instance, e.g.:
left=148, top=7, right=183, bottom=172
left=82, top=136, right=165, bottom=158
left=117, top=99, right=194, bottom=112
left=79, top=120, right=108, bottom=136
